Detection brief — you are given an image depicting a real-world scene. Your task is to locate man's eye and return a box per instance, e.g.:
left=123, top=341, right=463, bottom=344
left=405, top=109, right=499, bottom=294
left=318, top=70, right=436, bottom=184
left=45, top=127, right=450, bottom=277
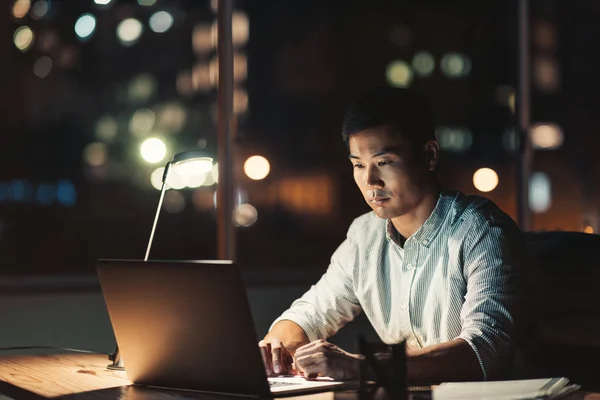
left=353, top=163, right=364, bottom=169
left=378, top=160, right=390, bottom=166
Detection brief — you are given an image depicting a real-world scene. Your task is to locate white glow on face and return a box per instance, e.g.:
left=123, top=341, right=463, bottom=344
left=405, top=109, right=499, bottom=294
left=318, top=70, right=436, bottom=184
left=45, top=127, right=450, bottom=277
left=529, top=172, right=551, bottom=213
left=117, top=18, right=143, bottom=45
left=149, top=11, right=174, bottom=33
left=244, top=156, right=270, bottom=180
left=14, top=26, right=34, bottom=51
left=386, top=60, right=413, bottom=87
left=473, top=168, right=499, bottom=192
left=75, top=14, right=96, bottom=40
left=140, top=138, right=167, bottom=163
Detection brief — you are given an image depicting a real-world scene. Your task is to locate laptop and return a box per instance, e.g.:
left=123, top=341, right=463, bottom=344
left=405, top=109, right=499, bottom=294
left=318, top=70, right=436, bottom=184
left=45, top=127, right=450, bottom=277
left=96, top=259, right=346, bottom=397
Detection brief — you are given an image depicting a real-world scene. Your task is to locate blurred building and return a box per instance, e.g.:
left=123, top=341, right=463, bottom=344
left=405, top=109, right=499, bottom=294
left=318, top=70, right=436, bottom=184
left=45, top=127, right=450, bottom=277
left=0, top=0, right=598, bottom=274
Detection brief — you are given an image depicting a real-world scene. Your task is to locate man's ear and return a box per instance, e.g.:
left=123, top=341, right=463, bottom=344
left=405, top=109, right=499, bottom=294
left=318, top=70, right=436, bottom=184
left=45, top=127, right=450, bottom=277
left=423, top=140, right=440, bottom=171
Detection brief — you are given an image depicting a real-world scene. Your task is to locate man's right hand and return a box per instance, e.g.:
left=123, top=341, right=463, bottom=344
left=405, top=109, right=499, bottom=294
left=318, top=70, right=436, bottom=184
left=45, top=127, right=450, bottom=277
left=259, top=321, right=309, bottom=376
left=259, top=338, right=296, bottom=376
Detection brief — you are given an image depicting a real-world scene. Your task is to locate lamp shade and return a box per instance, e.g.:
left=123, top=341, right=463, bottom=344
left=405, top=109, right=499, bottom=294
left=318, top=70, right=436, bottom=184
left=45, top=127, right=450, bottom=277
left=173, top=150, right=213, bottom=165
left=171, top=151, right=214, bottom=175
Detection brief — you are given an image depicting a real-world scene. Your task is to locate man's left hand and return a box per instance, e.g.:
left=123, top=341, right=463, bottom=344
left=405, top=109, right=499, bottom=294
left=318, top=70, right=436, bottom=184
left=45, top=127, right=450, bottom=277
left=294, top=339, right=363, bottom=381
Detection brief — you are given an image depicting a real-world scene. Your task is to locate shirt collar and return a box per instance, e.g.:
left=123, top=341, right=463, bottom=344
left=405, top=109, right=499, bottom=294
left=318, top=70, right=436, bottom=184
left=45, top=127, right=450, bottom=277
left=386, top=189, right=457, bottom=248
left=386, top=219, right=404, bottom=247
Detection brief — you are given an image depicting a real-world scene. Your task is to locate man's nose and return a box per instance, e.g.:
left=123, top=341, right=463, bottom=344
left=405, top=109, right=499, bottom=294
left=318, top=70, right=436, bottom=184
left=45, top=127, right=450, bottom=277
left=365, top=166, right=383, bottom=189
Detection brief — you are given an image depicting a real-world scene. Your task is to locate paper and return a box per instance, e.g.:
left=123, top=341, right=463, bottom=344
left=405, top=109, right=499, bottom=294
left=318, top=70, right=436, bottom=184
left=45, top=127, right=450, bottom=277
left=432, top=377, right=574, bottom=400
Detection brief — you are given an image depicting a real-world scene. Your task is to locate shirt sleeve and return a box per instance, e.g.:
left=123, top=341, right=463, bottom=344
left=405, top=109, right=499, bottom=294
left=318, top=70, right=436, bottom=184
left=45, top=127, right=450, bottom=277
left=457, top=213, right=522, bottom=380
left=269, top=229, right=362, bottom=342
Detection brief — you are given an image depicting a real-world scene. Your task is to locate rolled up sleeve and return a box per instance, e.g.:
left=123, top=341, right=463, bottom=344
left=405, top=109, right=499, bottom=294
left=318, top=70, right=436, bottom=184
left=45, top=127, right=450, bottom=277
left=457, top=215, right=521, bottom=380
left=270, top=233, right=362, bottom=342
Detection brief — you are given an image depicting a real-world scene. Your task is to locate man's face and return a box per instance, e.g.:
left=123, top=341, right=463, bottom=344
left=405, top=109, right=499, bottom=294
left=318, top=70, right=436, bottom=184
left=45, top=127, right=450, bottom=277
left=348, top=125, right=431, bottom=220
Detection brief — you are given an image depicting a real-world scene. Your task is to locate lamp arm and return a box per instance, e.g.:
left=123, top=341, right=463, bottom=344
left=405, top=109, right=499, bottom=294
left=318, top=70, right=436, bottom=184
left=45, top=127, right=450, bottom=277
left=144, top=162, right=172, bottom=262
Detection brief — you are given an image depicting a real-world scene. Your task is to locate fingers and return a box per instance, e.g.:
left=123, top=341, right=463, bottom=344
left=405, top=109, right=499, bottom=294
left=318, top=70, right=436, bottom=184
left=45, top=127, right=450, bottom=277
left=271, top=339, right=283, bottom=375
left=301, top=364, right=321, bottom=380
left=294, top=340, right=356, bottom=381
left=258, top=340, right=273, bottom=376
left=295, top=339, right=335, bottom=359
left=296, top=351, right=325, bottom=369
left=259, top=339, right=294, bottom=376
left=296, top=352, right=332, bottom=380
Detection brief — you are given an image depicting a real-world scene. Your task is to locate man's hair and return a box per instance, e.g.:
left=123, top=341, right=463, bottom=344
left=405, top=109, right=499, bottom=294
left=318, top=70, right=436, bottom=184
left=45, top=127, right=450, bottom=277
left=341, top=86, right=436, bottom=149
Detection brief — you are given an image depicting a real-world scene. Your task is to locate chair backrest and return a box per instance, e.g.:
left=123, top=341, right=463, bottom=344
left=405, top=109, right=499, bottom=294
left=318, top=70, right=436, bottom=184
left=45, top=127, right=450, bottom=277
left=524, top=231, right=600, bottom=391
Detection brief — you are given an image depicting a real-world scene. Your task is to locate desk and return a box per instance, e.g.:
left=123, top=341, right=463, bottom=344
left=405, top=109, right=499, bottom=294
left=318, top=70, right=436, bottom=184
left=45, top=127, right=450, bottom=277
left=0, top=353, right=598, bottom=400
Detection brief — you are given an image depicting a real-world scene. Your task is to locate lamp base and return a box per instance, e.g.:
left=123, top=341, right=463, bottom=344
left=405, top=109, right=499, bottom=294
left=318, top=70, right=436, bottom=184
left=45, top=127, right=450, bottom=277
left=107, top=345, right=125, bottom=371
left=107, top=363, right=125, bottom=371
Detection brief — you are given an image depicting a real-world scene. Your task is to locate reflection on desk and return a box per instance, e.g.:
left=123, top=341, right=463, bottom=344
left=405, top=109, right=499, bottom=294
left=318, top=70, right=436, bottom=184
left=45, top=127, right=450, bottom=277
left=0, top=353, right=598, bottom=400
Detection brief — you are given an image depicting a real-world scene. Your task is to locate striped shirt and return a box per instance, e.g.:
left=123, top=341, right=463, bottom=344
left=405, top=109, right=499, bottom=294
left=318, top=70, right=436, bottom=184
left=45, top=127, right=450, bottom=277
left=272, top=190, right=524, bottom=380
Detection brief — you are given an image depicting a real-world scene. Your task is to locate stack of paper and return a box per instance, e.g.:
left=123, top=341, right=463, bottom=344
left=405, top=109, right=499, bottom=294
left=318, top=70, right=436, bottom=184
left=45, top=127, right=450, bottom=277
left=433, top=377, right=580, bottom=400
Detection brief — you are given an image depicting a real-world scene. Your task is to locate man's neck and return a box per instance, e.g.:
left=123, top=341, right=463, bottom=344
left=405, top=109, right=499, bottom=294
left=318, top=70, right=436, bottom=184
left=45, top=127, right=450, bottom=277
left=390, top=188, right=441, bottom=241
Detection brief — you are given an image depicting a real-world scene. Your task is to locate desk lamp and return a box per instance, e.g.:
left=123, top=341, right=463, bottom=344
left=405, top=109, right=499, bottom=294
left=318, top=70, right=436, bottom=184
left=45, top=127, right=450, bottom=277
left=107, top=151, right=214, bottom=371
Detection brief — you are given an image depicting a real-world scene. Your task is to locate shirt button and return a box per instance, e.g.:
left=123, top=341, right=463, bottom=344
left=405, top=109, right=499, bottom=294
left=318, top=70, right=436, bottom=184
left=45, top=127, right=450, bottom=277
left=422, top=239, right=429, bottom=245
left=400, top=302, right=408, bottom=310
left=406, top=263, right=413, bottom=270
left=407, top=339, right=418, bottom=348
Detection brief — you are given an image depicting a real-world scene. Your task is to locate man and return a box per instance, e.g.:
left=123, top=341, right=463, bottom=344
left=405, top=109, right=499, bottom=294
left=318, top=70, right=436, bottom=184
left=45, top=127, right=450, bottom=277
left=259, top=87, right=524, bottom=384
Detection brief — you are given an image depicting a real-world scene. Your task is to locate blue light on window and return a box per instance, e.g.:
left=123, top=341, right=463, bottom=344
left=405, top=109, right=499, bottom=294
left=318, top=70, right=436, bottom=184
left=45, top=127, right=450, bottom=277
left=8, top=180, right=32, bottom=201
left=36, top=183, right=56, bottom=205
left=56, top=180, right=77, bottom=207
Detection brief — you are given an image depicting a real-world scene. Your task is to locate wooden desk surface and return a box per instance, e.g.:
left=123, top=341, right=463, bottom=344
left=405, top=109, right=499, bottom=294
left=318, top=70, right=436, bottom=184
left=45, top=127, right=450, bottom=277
left=0, top=353, right=597, bottom=400
left=0, top=353, right=130, bottom=399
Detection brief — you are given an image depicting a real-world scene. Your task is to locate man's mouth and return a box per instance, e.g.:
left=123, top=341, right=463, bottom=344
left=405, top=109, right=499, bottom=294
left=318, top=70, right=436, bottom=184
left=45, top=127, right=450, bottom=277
left=370, top=197, right=389, bottom=206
